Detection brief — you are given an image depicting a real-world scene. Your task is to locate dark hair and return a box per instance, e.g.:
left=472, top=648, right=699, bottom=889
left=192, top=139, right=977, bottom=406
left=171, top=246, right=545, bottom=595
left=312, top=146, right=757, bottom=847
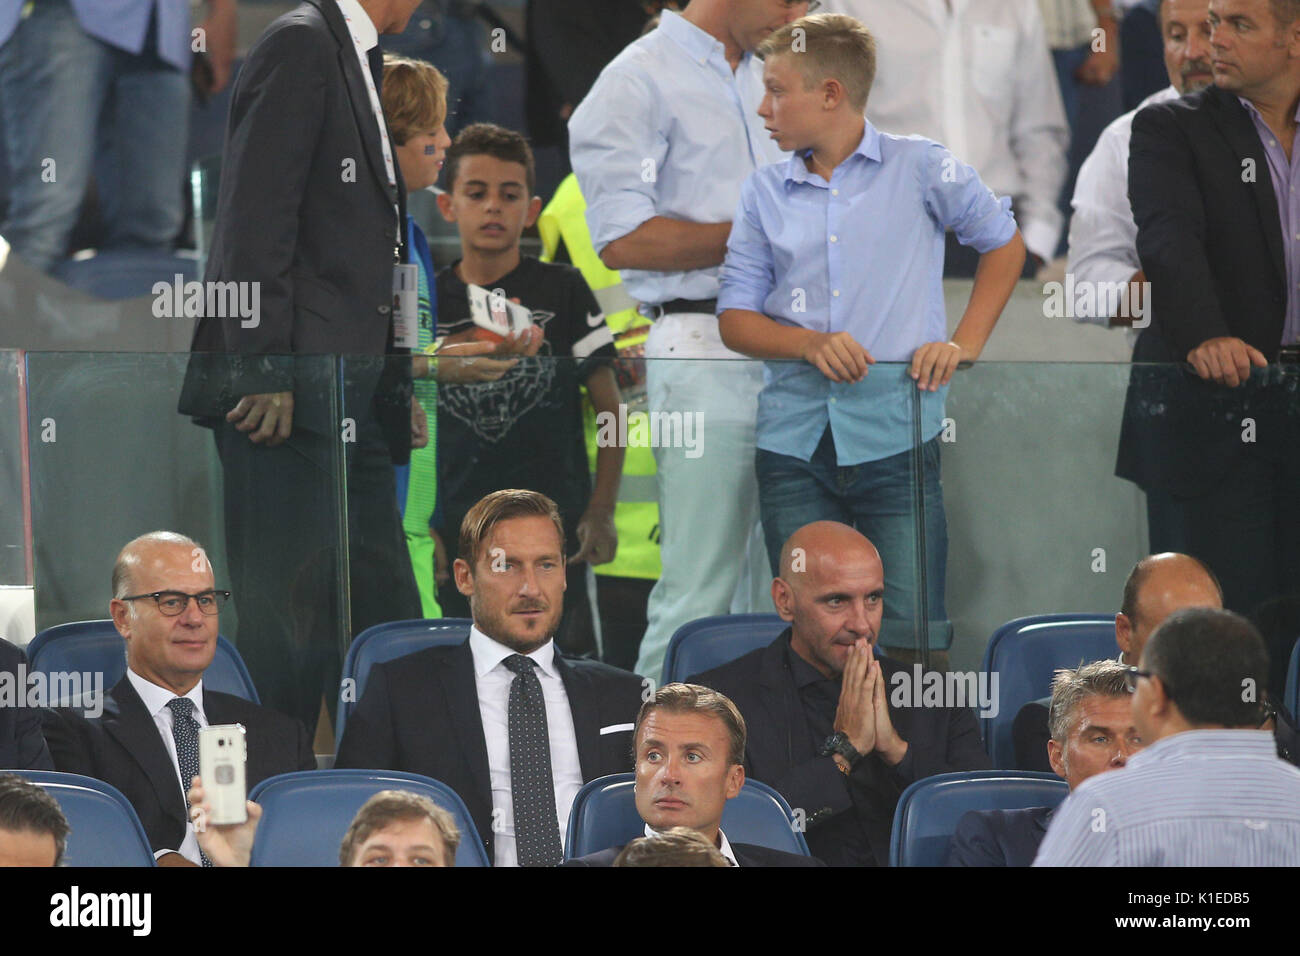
left=635, top=682, right=746, bottom=767
left=613, top=827, right=731, bottom=867
left=458, top=489, right=565, bottom=570
left=1143, top=607, right=1270, bottom=727
left=0, top=774, right=70, bottom=865
left=443, top=123, right=536, bottom=196
left=1119, top=554, right=1222, bottom=624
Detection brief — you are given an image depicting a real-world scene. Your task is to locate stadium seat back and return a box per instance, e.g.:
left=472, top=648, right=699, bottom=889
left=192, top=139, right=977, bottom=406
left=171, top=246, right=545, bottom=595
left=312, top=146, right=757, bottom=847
left=247, top=769, right=489, bottom=867
left=980, top=614, right=1115, bottom=767
left=890, top=770, right=1069, bottom=867
left=14, top=770, right=155, bottom=867
left=335, top=619, right=472, bottom=743
left=27, top=620, right=259, bottom=703
left=564, top=772, right=811, bottom=860
left=662, top=613, right=788, bottom=686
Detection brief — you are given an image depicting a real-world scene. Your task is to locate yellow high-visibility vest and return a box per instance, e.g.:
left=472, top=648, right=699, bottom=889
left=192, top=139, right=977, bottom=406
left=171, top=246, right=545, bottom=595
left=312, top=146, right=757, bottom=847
left=540, top=175, right=661, bottom=580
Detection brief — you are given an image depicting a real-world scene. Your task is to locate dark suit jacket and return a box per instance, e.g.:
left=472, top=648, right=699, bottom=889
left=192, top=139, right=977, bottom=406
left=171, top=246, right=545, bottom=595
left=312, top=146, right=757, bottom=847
left=1119, top=85, right=1286, bottom=496
left=690, top=629, right=991, bottom=866
left=334, top=638, right=644, bottom=863
left=564, top=840, right=825, bottom=867
left=178, top=0, right=412, bottom=463
left=42, top=676, right=315, bottom=855
left=0, top=639, right=53, bottom=770
left=946, top=806, right=1052, bottom=867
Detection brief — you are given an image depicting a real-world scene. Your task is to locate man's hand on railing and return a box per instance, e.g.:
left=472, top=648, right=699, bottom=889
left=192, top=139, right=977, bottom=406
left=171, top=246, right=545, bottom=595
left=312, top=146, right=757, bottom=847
left=227, top=391, right=294, bottom=446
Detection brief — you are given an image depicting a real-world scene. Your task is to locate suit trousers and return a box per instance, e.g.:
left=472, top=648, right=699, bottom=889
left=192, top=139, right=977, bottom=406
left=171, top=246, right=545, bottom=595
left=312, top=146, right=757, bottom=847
left=214, top=408, right=420, bottom=736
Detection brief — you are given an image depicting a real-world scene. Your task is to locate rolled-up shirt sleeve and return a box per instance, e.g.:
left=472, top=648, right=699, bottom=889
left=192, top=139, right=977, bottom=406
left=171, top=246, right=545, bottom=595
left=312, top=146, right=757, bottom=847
left=568, top=66, right=666, bottom=255
left=1067, top=125, right=1141, bottom=325
left=921, top=144, right=1017, bottom=253
left=717, top=176, right=776, bottom=315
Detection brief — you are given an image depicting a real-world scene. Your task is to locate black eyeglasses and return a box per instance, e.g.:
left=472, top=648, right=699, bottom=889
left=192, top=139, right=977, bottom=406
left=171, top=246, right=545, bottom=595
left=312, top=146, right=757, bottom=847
left=780, top=0, right=821, bottom=10
left=119, top=590, right=231, bottom=616
left=1122, top=666, right=1152, bottom=692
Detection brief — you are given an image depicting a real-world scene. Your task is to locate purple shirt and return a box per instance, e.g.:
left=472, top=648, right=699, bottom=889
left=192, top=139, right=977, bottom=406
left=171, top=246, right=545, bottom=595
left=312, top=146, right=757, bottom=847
left=1240, top=97, right=1300, bottom=345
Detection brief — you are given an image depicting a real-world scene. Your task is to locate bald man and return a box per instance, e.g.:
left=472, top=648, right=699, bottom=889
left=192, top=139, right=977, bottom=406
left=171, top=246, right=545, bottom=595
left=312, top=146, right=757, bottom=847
left=42, top=531, right=315, bottom=866
left=689, top=521, right=989, bottom=866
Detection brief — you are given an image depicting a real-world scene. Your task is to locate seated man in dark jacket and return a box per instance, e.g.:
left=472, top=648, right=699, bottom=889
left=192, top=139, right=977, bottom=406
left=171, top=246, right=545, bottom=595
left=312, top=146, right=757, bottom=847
left=690, top=521, right=990, bottom=866
left=0, top=639, right=53, bottom=770
left=949, top=659, right=1141, bottom=866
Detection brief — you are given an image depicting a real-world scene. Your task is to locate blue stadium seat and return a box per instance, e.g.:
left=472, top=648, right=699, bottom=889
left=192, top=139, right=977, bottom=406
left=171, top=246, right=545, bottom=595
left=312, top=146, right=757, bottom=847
left=890, top=770, right=1070, bottom=867
left=14, top=770, right=156, bottom=867
left=27, top=620, right=259, bottom=703
left=1286, top=638, right=1299, bottom=719
left=50, top=249, right=199, bottom=300
left=980, top=614, right=1115, bottom=768
left=661, top=613, right=788, bottom=686
left=335, top=618, right=472, bottom=743
left=247, top=769, right=489, bottom=867
left=563, top=772, right=811, bottom=860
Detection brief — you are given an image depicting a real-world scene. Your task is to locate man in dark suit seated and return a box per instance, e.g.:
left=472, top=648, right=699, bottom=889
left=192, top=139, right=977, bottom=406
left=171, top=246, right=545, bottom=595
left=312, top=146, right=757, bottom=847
left=41, top=532, right=316, bottom=867
left=689, top=521, right=990, bottom=867
left=949, top=659, right=1141, bottom=866
left=1013, top=552, right=1222, bottom=771
left=565, top=682, right=822, bottom=867
left=0, top=639, right=53, bottom=770
left=336, top=489, right=644, bottom=866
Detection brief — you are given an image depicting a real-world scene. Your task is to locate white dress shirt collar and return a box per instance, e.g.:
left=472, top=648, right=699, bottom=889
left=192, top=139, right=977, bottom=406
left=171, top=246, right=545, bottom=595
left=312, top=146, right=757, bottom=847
left=643, top=823, right=739, bottom=866
left=334, top=0, right=379, bottom=51
left=468, top=625, right=560, bottom=681
left=126, top=667, right=205, bottom=720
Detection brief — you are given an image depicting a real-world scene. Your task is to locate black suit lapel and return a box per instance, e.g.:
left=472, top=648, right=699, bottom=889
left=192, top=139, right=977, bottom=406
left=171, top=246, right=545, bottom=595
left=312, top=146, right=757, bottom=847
left=556, top=655, right=601, bottom=781
left=103, top=678, right=188, bottom=828
left=438, top=643, right=493, bottom=823
left=1206, top=87, right=1287, bottom=287
left=754, top=631, right=809, bottom=775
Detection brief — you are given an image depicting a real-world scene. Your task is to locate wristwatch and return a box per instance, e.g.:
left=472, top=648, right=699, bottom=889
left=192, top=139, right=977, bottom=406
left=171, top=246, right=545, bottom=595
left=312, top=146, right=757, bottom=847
left=819, top=732, right=862, bottom=769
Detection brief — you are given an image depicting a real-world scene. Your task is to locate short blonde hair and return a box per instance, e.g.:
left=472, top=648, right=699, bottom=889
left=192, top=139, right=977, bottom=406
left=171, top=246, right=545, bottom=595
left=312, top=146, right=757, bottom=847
left=339, top=790, right=461, bottom=866
left=757, top=13, right=877, bottom=113
left=381, top=53, right=449, bottom=146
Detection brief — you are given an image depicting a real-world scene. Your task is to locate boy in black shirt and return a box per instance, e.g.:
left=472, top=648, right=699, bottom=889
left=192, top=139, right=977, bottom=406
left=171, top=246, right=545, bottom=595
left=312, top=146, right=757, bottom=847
left=434, top=124, right=624, bottom=655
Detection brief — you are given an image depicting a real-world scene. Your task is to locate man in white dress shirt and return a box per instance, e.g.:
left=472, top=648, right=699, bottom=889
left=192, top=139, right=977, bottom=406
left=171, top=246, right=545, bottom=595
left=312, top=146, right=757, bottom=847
left=569, top=0, right=805, bottom=682
left=1067, top=0, right=1213, bottom=330
left=825, top=0, right=1069, bottom=275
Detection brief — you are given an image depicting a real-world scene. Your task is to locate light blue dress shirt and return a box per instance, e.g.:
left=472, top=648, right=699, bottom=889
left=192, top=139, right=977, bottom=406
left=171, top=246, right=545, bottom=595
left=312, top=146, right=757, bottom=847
left=0, top=0, right=192, bottom=70
left=1033, top=729, right=1300, bottom=866
left=567, top=8, right=786, bottom=305
left=718, top=120, right=1016, bottom=465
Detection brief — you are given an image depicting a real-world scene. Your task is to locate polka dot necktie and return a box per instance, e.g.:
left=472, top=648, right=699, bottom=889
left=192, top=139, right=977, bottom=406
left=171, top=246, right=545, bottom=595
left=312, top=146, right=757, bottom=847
left=503, top=655, right=562, bottom=867
left=167, top=697, right=212, bottom=867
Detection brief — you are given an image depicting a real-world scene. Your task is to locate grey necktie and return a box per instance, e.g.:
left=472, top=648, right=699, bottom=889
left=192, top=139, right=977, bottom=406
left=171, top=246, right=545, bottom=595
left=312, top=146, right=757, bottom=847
left=503, top=654, right=563, bottom=867
left=167, top=697, right=212, bottom=867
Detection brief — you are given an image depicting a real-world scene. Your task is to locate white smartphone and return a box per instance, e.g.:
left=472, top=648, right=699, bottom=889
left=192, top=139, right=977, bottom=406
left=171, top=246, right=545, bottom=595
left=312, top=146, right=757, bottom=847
left=198, top=724, right=248, bottom=825
left=468, top=283, right=533, bottom=338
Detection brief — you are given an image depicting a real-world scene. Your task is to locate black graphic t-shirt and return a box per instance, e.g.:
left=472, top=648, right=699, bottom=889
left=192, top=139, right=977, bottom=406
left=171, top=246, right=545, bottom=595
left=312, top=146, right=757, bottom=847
left=434, top=256, right=616, bottom=541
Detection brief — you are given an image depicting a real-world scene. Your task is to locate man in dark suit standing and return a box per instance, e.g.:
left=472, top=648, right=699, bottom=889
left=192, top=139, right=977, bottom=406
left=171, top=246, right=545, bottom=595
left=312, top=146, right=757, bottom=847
left=337, top=490, right=644, bottom=866
left=0, top=639, right=53, bottom=770
left=177, top=0, right=425, bottom=734
left=42, top=532, right=316, bottom=867
left=565, top=682, right=821, bottom=866
left=949, top=660, right=1140, bottom=866
left=1120, top=0, right=1300, bottom=620
left=690, top=521, right=990, bottom=867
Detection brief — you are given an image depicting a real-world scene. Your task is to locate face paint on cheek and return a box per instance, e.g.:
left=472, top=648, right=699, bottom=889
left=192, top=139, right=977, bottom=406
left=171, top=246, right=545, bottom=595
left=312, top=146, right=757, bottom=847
left=424, top=145, right=438, bottom=155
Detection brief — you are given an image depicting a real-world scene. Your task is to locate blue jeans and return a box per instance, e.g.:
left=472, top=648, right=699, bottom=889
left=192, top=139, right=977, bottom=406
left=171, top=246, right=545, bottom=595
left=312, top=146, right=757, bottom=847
left=0, top=0, right=188, bottom=272
left=756, top=430, right=952, bottom=650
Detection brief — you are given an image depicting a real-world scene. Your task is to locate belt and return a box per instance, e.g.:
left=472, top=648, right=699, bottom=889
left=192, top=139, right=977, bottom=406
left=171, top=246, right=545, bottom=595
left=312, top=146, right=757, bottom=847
left=641, top=297, right=718, bottom=319
left=1280, top=345, right=1300, bottom=364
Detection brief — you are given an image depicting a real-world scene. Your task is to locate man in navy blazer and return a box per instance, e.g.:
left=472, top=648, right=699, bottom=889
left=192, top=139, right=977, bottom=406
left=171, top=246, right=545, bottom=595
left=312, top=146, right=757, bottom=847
left=565, top=682, right=822, bottom=867
left=948, top=659, right=1140, bottom=866
left=690, top=522, right=990, bottom=866
left=0, top=638, right=53, bottom=770
left=337, top=490, right=644, bottom=866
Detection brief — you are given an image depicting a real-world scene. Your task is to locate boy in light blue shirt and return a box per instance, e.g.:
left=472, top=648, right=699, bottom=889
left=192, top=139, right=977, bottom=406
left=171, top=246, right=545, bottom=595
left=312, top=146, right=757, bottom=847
left=718, top=13, right=1025, bottom=655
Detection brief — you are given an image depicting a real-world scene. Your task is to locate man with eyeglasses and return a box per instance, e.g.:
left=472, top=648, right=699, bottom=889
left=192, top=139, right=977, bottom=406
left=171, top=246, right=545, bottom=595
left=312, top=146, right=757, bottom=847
left=42, top=531, right=315, bottom=867
left=1035, top=607, right=1300, bottom=866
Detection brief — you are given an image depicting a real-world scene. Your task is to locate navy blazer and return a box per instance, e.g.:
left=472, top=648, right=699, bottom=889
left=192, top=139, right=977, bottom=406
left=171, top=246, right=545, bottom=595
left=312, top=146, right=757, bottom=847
left=335, top=638, right=644, bottom=864
left=690, top=629, right=991, bottom=866
left=946, top=806, right=1053, bottom=867
left=564, top=840, right=824, bottom=867
left=42, top=675, right=315, bottom=855
left=0, top=639, right=53, bottom=770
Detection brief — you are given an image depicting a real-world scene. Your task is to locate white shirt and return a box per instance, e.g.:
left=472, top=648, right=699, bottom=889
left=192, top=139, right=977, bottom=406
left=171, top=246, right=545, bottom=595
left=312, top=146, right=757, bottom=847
left=826, top=0, right=1069, bottom=261
left=126, top=668, right=208, bottom=865
left=1067, top=86, right=1179, bottom=334
left=334, top=0, right=399, bottom=191
left=568, top=9, right=786, bottom=306
left=644, top=823, right=739, bottom=866
left=469, top=626, right=584, bottom=867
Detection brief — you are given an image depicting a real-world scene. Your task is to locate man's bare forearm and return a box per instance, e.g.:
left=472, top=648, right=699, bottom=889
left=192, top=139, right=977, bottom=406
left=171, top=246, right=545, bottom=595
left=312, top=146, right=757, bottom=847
left=600, top=217, right=732, bottom=273
left=952, top=232, right=1025, bottom=358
